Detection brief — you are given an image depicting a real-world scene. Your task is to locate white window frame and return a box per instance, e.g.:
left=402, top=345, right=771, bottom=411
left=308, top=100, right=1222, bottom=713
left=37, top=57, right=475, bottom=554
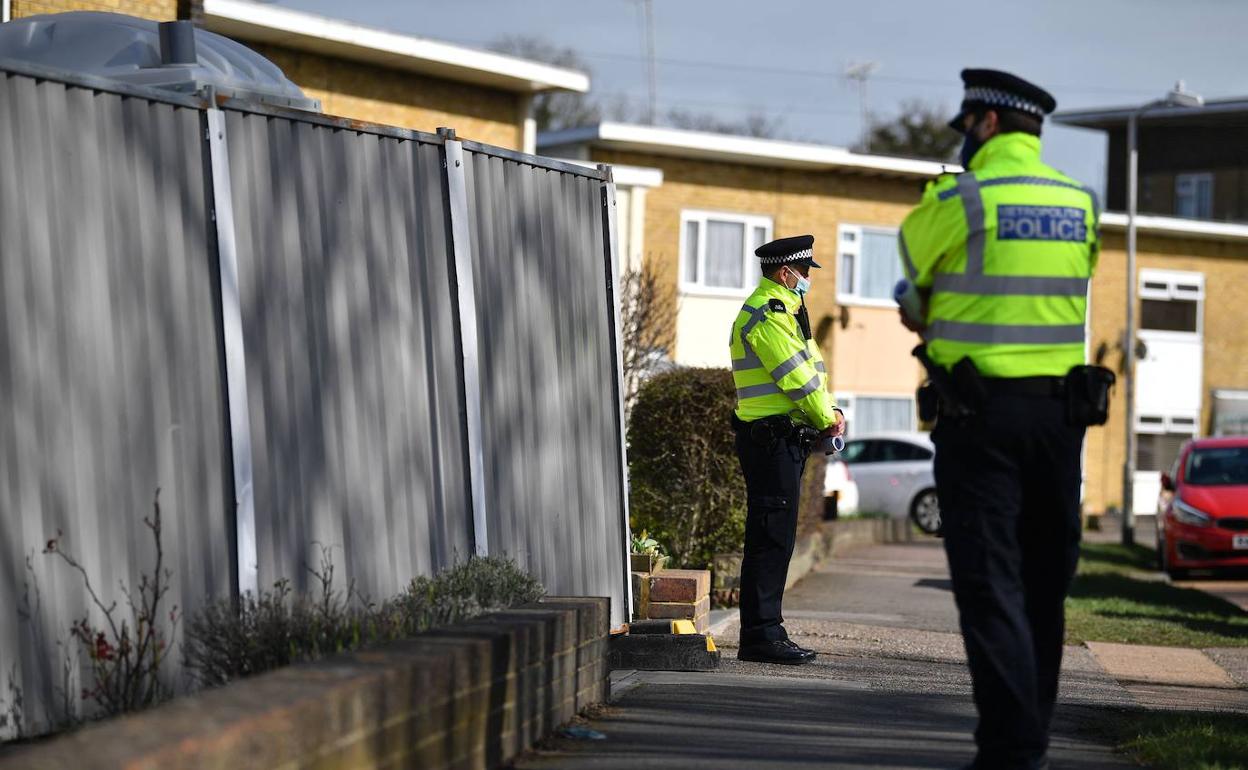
left=1138, top=268, right=1204, bottom=339
left=836, top=223, right=903, bottom=308
left=1175, top=172, right=1213, bottom=220
left=834, top=392, right=917, bottom=436
left=678, top=209, right=773, bottom=298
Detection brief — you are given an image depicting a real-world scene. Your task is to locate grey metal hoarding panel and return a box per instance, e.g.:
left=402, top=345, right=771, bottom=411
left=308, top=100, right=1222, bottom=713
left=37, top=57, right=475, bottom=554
left=0, top=72, right=231, bottom=732
left=222, top=110, right=472, bottom=600
left=461, top=150, right=627, bottom=625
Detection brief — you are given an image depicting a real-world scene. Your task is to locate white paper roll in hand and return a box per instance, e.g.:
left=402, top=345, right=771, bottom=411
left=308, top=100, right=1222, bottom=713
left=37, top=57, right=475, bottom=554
left=822, top=435, right=845, bottom=455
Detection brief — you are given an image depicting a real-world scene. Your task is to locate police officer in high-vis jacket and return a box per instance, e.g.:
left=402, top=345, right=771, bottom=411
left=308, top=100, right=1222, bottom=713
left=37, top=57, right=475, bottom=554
left=730, top=234, right=845, bottom=665
left=898, top=70, right=1110, bottom=770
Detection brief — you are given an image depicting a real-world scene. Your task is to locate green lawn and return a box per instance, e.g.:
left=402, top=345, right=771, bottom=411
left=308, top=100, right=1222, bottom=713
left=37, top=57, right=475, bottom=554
left=1103, top=711, right=1248, bottom=770
left=1065, top=543, right=1248, bottom=647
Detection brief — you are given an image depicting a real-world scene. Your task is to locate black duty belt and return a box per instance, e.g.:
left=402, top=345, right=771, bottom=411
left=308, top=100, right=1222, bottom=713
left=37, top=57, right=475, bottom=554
left=981, top=376, right=1065, bottom=398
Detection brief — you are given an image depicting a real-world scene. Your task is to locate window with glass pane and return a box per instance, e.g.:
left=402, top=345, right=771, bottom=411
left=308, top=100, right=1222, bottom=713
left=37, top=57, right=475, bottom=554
left=860, top=231, right=904, bottom=299
left=840, top=253, right=855, bottom=297
left=1175, top=172, right=1213, bottom=219
left=704, top=220, right=745, bottom=287
left=683, top=220, right=700, bottom=283
left=1140, top=299, right=1198, bottom=333
left=838, top=225, right=904, bottom=302
left=680, top=211, right=773, bottom=291
left=1136, top=432, right=1191, bottom=473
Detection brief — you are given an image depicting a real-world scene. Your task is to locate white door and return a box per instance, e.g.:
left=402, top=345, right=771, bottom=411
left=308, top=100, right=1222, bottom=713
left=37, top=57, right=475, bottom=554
left=1133, top=270, right=1203, bottom=515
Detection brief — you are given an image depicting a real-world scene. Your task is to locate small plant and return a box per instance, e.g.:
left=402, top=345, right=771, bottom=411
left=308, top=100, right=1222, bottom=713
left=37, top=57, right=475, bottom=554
left=630, top=531, right=664, bottom=557
left=42, top=490, right=178, bottom=719
left=184, top=555, right=544, bottom=687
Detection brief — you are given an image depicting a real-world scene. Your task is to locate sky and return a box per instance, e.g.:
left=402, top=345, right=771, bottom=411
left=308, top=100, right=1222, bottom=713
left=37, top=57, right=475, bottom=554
left=283, top=0, right=1248, bottom=197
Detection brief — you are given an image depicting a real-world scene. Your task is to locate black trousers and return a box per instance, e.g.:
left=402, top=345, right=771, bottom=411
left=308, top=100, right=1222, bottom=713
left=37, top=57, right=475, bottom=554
left=733, top=418, right=807, bottom=644
left=932, top=394, right=1084, bottom=769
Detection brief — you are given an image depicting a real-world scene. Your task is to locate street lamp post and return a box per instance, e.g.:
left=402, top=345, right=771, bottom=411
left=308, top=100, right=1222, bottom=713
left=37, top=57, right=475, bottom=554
left=1120, top=82, right=1203, bottom=547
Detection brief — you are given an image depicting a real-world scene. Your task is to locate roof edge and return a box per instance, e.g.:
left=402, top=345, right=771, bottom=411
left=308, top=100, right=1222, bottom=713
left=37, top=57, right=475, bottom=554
left=1054, top=98, right=1248, bottom=130
left=538, top=122, right=957, bottom=178
left=201, top=0, right=589, bottom=94
left=1101, top=212, right=1248, bottom=242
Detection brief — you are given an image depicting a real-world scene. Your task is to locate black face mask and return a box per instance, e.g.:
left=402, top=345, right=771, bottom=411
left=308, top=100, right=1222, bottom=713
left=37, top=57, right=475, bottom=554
left=959, top=115, right=986, bottom=168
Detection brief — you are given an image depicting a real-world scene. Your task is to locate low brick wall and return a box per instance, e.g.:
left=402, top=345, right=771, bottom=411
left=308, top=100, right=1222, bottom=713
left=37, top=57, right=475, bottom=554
left=2, top=597, right=609, bottom=770
left=630, top=569, right=712, bottom=633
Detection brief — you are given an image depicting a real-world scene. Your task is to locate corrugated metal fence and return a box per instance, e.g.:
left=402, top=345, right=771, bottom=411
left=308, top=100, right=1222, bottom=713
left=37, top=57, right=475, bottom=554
left=0, top=61, right=629, bottom=735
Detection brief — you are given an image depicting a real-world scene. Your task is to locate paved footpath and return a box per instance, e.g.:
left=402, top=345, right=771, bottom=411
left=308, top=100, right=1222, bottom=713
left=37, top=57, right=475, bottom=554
left=518, top=538, right=1248, bottom=769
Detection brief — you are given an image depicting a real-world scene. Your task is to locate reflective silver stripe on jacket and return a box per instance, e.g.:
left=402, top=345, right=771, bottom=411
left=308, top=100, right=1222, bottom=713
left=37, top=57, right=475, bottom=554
left=769, top=349, right=812, bottom=381
left=736, top=382, right=782, bottom=399
left=731, top=304, right=770, bottom=371
left=928, top=320, right=1086, bottom=345
left=931, top=274, right=1089, bottom=296
left=785, top=374, right=822, bottom=401
left=956, top=173, right=987, bottom=274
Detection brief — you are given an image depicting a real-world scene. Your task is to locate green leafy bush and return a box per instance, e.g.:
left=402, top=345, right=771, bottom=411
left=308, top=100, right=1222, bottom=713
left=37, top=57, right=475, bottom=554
left=183, top=555, right=543, bottom=687
left=628, top=368, right=746, bottom=569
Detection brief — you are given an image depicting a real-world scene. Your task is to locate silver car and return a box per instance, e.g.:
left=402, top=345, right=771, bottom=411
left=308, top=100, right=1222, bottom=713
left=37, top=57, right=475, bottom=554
left=838, top=432, right=941, bottom=534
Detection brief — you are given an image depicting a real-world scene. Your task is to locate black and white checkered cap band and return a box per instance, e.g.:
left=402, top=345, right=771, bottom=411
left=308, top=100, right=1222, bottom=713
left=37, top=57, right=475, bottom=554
left=963, top=86, right=1045, bottom=117
left=758, top=248, right=813, bottom=265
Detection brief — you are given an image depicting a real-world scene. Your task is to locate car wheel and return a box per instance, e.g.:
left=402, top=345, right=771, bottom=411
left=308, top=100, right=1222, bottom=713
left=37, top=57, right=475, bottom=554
left=1160, top=540, right=1188, bottom=581
left=910, top=488, right=941, bottom=535
left=1155, top=528, right=1165, bottom=571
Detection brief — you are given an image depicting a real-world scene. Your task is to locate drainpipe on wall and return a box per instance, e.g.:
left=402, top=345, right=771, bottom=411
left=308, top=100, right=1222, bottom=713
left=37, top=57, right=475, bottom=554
left=519, top=94, right=536, bottom=155
left=2, top=0, right=12, bottom=25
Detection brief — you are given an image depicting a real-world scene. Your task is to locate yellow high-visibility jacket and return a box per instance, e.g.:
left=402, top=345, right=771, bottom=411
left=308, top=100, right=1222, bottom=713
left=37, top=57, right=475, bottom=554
left=730, top=278, right=837, bottom=429
left=899, top=132, right=1100, bottom=377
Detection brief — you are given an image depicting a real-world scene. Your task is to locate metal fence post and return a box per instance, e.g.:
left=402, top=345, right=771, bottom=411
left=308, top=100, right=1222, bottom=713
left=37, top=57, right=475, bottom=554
left=598, top=164, right=633, bottom=622
left=439, top=128, right=489, bottom=558
left=205, top=108, right=258, bottom=596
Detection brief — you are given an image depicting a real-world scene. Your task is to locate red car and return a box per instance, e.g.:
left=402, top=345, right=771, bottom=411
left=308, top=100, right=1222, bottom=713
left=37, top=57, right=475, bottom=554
left=1156, top=436, right=1248, bottom=578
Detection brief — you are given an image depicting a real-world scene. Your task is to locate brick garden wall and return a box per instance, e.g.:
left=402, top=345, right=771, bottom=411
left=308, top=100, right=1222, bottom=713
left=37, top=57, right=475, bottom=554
left=1, top=597, right=609, bottom=770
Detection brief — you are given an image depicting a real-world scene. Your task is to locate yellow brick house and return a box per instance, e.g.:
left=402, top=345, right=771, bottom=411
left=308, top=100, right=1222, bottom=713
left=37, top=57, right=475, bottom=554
left=541, top=122, right=954, bottom=437
left=3, top=0, right=589, bottom=151
left=542, top=122, right=1248, bottom=515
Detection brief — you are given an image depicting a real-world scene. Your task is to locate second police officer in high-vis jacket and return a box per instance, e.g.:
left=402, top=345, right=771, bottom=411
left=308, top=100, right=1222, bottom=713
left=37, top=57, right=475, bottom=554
left=729, top=235, right=845, bottom=666
left=898, top=70, right=1114, bottom=770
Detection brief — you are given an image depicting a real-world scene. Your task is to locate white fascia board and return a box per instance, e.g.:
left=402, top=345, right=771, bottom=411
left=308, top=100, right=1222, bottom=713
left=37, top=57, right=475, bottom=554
left=539, top=122, right=956, bottom=178
left=1101, top=212, right=1248, bottom=242
left=553, top=157, right=664, bottom=188
left=202, top=0, right=589, bottom=94
left=611, top=164, right=664, bottom=188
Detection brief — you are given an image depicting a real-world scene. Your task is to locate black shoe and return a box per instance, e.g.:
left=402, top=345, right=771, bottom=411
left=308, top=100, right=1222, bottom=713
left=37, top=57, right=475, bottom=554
left=737, top=639, right=816, bottom=665
left=781, top=639, right=816, bottom=657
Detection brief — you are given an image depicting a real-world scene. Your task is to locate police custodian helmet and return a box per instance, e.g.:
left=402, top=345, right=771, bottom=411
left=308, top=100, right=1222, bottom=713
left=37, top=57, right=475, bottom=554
left=948, top=69, right=1058, bottom=133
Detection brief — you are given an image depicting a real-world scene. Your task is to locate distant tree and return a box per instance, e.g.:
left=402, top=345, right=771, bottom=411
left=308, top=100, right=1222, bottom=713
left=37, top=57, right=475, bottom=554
left=492, top=36, right=786, bottom=140
left=490, top=35, right=600, bottom=132
left=857, top=100, right=961, bottom=163
left=662, top=108, right=784, bottom=138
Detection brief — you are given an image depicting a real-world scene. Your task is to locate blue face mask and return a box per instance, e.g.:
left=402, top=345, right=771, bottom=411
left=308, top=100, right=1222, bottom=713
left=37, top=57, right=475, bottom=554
left=785, top=268, right=811, bottom=297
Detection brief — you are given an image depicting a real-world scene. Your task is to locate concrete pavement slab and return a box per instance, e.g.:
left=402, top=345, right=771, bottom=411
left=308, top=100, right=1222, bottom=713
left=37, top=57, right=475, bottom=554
left=1086, top=641, right=1238, bottom=688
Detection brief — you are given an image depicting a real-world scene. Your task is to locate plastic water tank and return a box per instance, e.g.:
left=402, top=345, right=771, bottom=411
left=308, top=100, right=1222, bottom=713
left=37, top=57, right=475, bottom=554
left=0, top=11, right=320, bottom=111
